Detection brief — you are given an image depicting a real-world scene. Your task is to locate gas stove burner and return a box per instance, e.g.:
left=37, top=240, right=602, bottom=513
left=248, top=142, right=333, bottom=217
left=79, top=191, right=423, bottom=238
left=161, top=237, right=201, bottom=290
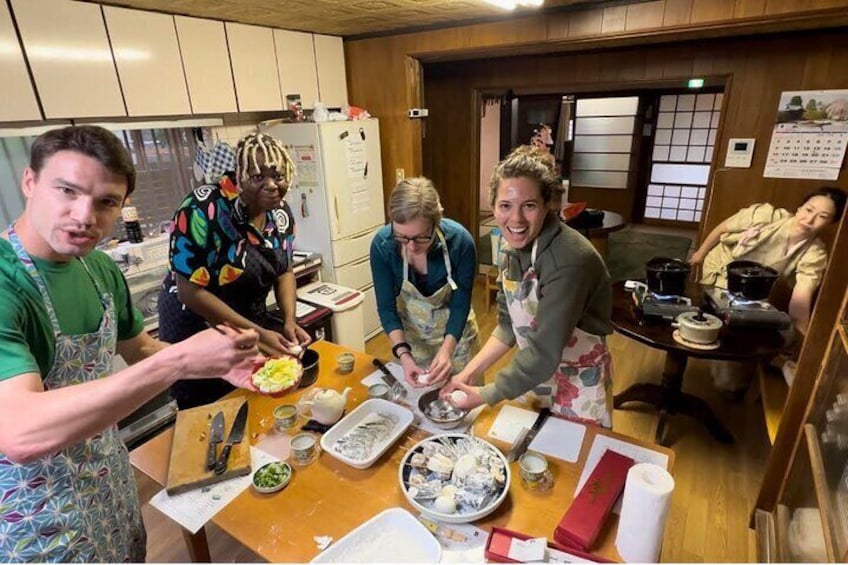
left=633, top=284, right=698, bottom=320
left=728, top=295, right=773, bottom=309
left=702, top=285, right=792, bottom=330
left=647, top=292, right=688, bottom=303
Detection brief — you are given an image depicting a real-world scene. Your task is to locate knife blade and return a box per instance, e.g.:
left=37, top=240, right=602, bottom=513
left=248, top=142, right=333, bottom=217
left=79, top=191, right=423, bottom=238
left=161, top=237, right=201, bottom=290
left=507, top=408, right=551, bottom=463
left=372, top=358, right=406, bottom=399
left=214, top=402, right=249, bottom=475
left=205, top=411, right=225, bottom=471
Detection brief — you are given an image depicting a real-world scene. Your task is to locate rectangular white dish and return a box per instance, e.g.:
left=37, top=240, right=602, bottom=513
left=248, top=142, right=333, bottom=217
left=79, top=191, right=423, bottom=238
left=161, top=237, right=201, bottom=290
left=320, top=398, right=413, bottom=469
left=311, top=507, right=442, bottom=563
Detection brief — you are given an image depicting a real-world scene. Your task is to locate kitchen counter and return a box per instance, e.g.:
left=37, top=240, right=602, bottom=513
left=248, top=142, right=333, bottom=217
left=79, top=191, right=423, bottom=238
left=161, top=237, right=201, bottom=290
left=130, top=340, right=674, bottom=562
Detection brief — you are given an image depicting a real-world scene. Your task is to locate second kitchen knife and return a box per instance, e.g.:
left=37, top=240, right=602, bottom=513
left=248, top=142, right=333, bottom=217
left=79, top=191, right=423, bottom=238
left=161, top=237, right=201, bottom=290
left=507, top=408, right=551, bottom=463
left=205, top=411, right=225, bottom=471
left=214, top=402, right=249, bottom=475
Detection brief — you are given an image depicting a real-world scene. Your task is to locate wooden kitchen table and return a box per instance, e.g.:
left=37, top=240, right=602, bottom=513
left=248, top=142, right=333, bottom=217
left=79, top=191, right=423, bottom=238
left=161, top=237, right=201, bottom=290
left=131, top=340, right=674, bottom=563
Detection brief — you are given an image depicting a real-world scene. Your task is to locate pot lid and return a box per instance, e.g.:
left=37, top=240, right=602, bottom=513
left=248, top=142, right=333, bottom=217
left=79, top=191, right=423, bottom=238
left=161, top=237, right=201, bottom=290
left=727, top=261, right=778, bottom=279
left=646, top=257, right=690, bottom=272
left=677, top=311, right=723, bottom=330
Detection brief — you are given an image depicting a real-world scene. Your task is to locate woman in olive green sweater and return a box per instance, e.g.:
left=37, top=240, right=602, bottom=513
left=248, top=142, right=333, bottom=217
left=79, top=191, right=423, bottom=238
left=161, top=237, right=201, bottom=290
left=441, top=146, right=613, bottom=427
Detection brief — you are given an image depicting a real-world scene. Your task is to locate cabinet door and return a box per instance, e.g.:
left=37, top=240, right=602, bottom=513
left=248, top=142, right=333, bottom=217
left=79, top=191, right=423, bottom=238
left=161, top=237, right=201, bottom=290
left=11, top=0, right=126, bottom=118
left=0, top=2, right=40, bottom=121
left=273, top=29, right=319, bottom=109
left=175, top=16, right=237, bottom=114
left=103, top=7, right=190, bottom=116
left=225, top=22, right=283, bottom=112
left=313, top=34, right=347, bottom=108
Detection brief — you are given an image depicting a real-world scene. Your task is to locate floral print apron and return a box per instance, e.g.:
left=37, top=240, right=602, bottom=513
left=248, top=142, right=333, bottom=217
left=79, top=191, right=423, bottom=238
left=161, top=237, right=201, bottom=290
left=502, top=240, right=612, bottom=427
left=396, top=229, right=480, bottom=373
left=0, top=227, right=146, bottom=562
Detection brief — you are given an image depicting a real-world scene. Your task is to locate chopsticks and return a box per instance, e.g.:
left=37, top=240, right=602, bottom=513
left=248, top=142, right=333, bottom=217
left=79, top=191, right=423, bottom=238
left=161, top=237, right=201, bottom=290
left=207, top=321, right=255, bottom=350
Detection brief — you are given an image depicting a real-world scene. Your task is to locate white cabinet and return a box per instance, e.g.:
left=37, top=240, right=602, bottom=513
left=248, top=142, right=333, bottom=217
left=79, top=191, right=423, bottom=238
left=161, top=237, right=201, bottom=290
left=273, top=29, right=319, bottom=110
left=175, top=16, right=237, bottom=114
left=225, top=22, right=283, bottom=112
left=12, top=0, right=126, bottom=118
left=103, top=7, right=191, bottom=116
left=313, top=34, right=347, bottom=108
left=0, top=2, right=40, bottom=121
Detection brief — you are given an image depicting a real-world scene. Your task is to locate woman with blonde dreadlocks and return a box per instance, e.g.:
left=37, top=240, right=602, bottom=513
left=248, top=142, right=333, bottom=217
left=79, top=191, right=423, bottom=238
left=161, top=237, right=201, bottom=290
left=159, top=132, right=311, bottom=408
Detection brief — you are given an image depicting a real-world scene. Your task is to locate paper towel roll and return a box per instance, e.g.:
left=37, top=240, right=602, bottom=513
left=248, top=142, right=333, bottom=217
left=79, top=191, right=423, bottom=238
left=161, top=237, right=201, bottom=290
left=615, top=463, right=675, bottom=563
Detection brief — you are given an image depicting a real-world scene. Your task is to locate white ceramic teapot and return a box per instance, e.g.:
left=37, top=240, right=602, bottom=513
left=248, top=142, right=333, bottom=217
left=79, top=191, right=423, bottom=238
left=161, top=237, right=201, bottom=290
left=298, top=387, right=351, bottom=425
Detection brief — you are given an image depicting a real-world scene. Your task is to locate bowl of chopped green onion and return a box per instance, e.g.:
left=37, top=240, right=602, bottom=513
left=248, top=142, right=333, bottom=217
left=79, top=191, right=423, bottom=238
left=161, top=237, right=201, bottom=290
left=251, top=461, right=292, bottom=494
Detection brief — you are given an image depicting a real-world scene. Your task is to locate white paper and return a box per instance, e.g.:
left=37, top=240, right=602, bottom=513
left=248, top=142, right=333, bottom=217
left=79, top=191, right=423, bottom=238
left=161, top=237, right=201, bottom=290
left=150, top=446, right=278, bottom=534
left=345, top=136, right=366, bottom=178
left=528, top=417, right=586, bottom=463
left=360, top=364, right=482, bottom=435
left=546, top=546, right=597, bottom=563
left=417, top=515, right=488, bottom=562
left=575, top=436, right=669, bottom=514
left=508, top=537, right=547, bottom=562
left=486, top=405, right=538, bottom=444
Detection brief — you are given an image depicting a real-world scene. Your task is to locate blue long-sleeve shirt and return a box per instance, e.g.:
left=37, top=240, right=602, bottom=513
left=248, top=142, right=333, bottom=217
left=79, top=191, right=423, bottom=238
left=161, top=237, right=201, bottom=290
left=370, top=218, right=476, bottom=341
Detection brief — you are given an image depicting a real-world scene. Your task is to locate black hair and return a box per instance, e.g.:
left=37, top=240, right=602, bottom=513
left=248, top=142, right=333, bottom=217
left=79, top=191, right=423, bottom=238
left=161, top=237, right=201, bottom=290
left=801, top=187, right=847, bottom=223
left=29, top=125, right=136, bottom=196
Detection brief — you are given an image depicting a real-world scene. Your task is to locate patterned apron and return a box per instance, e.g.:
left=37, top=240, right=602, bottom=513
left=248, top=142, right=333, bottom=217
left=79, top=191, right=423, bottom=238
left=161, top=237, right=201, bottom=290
left=502, top=239, right=612, bottom=427
left=0, top=227, right=146, bottom=562
left=396, top=229, right=480, bottom=373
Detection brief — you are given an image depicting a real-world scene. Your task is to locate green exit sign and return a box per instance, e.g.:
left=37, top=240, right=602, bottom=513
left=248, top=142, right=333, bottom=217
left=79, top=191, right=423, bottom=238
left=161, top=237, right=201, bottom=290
left=688, top=78, right=705, bottom=88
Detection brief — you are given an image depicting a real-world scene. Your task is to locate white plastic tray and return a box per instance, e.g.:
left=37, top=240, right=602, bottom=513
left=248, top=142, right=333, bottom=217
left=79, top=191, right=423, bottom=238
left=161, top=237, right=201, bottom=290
left=311, top=507, right=442, bottom=563
left=320, top=398, right=413, bottom=469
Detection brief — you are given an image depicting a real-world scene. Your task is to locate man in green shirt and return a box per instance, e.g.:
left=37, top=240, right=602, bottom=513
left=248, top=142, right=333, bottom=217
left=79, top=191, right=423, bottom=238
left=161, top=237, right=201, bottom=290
left=0, top=126, right=260, bottom=562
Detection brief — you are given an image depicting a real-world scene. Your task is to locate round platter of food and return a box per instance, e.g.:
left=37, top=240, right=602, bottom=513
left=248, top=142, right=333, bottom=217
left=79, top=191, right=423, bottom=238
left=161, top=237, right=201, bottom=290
left=251, top=356, right=303, bottom=397
left=398, top=433, right=511, bottom=524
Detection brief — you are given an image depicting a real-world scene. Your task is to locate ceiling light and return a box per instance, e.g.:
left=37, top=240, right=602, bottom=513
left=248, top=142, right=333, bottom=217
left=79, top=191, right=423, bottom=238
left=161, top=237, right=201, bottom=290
left=483, top=0, right=544, bottom=9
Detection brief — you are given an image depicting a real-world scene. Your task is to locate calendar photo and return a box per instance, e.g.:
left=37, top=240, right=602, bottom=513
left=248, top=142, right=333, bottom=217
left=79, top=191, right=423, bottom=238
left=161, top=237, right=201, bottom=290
left=764, top=89, right=848, bottom=180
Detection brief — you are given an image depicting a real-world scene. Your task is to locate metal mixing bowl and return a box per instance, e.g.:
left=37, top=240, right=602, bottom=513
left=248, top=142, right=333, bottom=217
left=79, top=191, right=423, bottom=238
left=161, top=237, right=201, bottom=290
left=418, top=388, right=467, bottom=429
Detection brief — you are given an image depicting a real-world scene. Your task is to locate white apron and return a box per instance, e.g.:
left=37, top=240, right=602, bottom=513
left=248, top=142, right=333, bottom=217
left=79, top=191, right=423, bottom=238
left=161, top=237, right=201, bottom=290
left=502, top=240, right=612, bottom=427
left=396, top=229, right=480, bottom=373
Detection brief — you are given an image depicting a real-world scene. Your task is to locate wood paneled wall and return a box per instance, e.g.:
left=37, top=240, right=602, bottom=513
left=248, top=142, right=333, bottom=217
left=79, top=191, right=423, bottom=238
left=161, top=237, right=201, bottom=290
left=346, top=0, right=848, bottom=234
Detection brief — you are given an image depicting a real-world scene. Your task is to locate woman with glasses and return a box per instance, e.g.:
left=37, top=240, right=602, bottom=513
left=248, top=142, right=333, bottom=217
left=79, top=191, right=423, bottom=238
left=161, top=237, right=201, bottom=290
left=370, top=178, right=480, bottom=387
left=158, top=132, right=311, bottom=408
left=441, top=146, right=613, bottom=427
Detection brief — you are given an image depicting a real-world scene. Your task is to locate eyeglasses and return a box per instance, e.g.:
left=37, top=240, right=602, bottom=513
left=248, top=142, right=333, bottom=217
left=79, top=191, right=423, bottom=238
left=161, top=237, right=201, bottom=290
left=392, top=231, right=435, bottom=244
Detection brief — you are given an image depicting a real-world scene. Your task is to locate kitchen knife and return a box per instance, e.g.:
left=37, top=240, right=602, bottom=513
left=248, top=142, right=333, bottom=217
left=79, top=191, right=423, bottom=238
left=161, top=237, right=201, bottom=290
left=214, top=402, right=249, bottom=475
left=372, top=358, right=406, bottom=399
left=205, top=411, right=225, bottom=471
left=507, top=408, right=551, bottom=463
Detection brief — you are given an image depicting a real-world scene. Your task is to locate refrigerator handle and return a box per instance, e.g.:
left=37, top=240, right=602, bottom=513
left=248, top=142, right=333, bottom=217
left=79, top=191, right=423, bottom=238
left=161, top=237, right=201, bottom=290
left=333, top=195, right=340, bottom=223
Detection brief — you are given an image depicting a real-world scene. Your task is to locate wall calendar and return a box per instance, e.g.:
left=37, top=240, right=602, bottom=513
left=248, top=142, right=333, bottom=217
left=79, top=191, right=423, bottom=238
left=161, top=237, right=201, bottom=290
left=764, top=89, right=848, bottom=181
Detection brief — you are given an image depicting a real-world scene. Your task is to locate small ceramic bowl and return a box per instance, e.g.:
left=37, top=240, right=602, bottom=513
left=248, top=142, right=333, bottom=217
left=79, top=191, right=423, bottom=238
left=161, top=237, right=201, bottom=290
left=273, top=404, right=298, bottom=431
left=368, top=383, right=391, bottom=400
left=336, top=353, right=355, bottom=374
left=251, top=461, right=292, bottom=494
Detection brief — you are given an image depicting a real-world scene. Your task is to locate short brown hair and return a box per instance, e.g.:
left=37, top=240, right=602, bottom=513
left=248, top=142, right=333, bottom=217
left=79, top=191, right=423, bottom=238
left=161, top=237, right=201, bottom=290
left=389, top=177, right=443, bottom=225
left=488, top=145, right=559, bottom=207
left=30, top=125, right=136, bottom=196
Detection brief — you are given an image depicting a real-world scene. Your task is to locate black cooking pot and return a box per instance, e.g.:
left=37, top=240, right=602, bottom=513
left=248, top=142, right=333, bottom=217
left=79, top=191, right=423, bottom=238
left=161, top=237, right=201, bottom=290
left=645, top=257, right=690, bottom=296
left=726, top=260, right=778, bottom=300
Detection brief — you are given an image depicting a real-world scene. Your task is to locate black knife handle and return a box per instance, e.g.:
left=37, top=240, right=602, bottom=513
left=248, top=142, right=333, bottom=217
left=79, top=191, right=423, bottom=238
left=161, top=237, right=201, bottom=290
left=206, top=441, right=219, bottom=471
left=533, top=408, right=552, bottom=432
left=214, top=444, right=232, bottom=475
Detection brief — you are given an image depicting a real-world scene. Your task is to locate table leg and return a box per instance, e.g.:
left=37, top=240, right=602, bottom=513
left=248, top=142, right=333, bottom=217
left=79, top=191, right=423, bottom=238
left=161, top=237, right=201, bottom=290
left=614, top=350, right=734, bottom=445
left=181, top=526, right=211, bottom=563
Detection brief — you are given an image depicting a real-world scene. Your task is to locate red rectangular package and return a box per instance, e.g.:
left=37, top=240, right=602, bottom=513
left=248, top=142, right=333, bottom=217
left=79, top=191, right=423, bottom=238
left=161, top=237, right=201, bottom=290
left=485, top=527, right=612, bottom=563
left=554, top=449, right=635, bottom=551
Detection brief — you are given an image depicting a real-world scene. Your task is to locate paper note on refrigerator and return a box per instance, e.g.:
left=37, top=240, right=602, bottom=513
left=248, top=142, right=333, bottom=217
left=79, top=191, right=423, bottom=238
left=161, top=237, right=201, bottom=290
left=345, top=136, right=367, bottom=178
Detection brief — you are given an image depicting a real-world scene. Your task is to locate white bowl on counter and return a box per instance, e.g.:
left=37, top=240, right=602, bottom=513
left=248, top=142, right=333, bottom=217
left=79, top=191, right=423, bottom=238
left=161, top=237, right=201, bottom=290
left=320, top=398, right=413, bottom=470
left=310, top=507, right=442, bottom=563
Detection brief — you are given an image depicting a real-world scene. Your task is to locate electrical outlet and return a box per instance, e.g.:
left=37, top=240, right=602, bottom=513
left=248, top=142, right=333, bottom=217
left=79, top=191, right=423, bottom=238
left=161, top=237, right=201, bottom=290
left=395, top=168, right=405, bottom=182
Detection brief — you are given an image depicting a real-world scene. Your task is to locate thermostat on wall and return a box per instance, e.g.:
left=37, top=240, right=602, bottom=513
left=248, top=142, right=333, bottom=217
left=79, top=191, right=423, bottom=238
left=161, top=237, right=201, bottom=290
left=725, top=138, right=755, bottom=168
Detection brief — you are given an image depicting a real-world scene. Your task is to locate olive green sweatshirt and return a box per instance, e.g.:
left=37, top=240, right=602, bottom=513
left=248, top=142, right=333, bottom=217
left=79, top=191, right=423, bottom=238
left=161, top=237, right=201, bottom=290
left=479, top=214, right=612, bottom=406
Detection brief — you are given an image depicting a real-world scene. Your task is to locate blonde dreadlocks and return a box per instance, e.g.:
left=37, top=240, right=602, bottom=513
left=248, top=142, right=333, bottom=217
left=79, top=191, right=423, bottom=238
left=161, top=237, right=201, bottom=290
left=235, top=132, right=295, bottom=185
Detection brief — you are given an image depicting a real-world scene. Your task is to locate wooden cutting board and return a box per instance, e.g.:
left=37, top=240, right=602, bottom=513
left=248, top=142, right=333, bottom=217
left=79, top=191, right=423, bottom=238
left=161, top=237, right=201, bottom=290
left=165, top=397, right=252, bottom=495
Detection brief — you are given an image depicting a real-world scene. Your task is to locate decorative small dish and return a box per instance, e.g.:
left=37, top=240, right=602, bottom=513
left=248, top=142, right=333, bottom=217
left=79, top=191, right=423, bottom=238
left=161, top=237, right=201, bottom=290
left=251, top=461, right=292, bottom=494
left=321, top=399, right=414, bottom=470
left=252, top=355, right=303, bottom=398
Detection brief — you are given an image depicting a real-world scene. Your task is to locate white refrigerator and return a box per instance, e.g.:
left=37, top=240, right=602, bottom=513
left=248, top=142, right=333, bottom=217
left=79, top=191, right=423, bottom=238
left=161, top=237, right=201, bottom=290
left=260, top=118, right=385, bottom=339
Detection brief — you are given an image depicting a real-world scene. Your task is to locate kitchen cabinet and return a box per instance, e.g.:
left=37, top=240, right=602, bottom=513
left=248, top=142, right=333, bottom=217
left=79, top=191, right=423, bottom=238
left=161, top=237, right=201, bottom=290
left=11, top=0, right=126, bottom=118
left=313, top=34, right=348, bottom=108
left=174, top=16, right=238, bottom=115
left=225, top=22, right=283, bottom=112
left=273, top=29, right=319, bottom=110
left=103, top=7, right=191, bottom=117
left=0, top=2, right=40, bottom=122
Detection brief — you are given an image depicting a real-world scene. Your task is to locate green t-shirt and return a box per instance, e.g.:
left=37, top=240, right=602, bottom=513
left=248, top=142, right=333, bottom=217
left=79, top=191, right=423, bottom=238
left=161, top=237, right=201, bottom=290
left=0, top=238, right=144, bottom=382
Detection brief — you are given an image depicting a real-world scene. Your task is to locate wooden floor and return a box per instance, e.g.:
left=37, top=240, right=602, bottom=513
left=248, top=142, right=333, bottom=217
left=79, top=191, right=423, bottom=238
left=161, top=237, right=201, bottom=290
left=135, top=276, right=768, bottom=562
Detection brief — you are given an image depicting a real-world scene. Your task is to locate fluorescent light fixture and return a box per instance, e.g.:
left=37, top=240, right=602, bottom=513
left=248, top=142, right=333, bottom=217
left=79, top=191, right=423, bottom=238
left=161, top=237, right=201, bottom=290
left=688, top=78, right=705, bottom=88
left=482, top=0, right=544, bottom=9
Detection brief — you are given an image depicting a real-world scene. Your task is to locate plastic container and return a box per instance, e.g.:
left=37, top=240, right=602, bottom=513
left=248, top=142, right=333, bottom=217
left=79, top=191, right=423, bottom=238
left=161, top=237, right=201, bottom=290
left=298, top=282, right=365, bottom=351
left=320, top=399, right=413, bottom=469
left=311, top=507, right=442, bottom=563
